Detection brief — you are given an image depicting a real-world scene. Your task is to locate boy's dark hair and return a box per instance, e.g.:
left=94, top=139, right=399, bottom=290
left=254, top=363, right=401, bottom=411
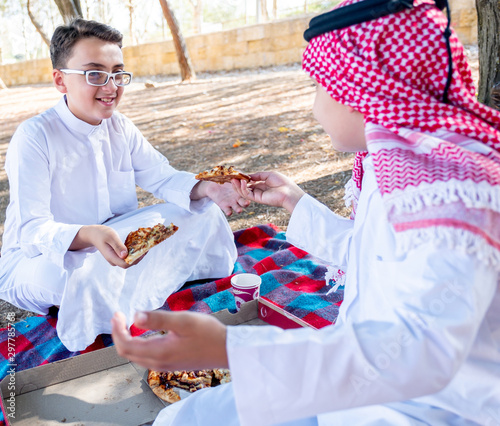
left=50, top=18, right=123, bottom=69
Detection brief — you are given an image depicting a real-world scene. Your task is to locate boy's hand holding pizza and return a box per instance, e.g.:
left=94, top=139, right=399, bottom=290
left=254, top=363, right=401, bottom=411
left=191, top=166, right=253, bottom=216
left=71, top=222, right=178, bottom=269
left=70, top=225, right=130, bottom=268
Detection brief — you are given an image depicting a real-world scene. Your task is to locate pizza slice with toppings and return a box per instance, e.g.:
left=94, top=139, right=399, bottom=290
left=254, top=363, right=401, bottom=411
left=147, top=368, right=232, bottom=403
left=147, top=371, right=181, bottom=404
left=195, top=165, right=251, bottom=185
left=124, top=222, right=178, bottom=265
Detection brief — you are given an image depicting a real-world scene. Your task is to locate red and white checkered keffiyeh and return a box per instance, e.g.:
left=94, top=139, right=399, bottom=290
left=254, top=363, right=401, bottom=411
left=303, top=0, right=500, bottom=267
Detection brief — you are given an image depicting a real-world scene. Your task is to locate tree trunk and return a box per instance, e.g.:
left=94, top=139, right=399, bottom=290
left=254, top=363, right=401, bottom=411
left=159, top=0, right=196, bottom=82
left=27, top=0, right=51, bottom=47
left=476, top=0, right=500, bottom=109
left=188, top=0, right=203, bottom=34
left=273, top=0, right=278, bottom=20
left=53, top=0, right=83, bottom=23
left=260, top=0, right=269, bottom=21
left=128, top=0, right=135, bottom=44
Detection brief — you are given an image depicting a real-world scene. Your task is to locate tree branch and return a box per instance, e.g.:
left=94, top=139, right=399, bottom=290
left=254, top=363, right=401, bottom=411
left=27, top=0, right=51, bottom=48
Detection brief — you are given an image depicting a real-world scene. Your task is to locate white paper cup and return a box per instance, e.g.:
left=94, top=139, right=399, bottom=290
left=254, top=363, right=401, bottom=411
left=231, top=273, right=262, bottom=311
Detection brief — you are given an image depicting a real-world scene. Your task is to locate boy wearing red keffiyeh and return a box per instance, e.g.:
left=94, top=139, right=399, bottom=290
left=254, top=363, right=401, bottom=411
left=111, top=1, right=500, bottom=425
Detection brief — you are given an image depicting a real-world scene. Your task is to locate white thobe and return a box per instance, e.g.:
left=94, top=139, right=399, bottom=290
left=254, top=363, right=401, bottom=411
left=0, top=96, right=237, bottom=351
left=154, top=156, right=500, bottom=425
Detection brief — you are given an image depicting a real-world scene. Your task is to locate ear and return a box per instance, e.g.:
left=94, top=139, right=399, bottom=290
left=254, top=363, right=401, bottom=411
left=52, top=69, right=67, bottom=94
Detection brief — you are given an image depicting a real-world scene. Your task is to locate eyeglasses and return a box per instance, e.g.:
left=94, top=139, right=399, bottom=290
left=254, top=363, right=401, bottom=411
left=59, top=69, right=133, bottom=86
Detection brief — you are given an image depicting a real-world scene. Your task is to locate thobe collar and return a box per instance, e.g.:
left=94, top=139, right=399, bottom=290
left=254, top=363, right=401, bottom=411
left=55, top=95, right=103, bottom=137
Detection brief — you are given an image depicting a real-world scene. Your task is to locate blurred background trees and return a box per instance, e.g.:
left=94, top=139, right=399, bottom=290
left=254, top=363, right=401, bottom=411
left=1, top=0, right=496, bottom=108
left=0, top=0, right=337, bottom=64
left=0, top=0, right=337, bottom=86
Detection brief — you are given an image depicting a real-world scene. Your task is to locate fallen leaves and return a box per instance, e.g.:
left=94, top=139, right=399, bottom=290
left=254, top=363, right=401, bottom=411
left=232, top=139, right=247, bottom=148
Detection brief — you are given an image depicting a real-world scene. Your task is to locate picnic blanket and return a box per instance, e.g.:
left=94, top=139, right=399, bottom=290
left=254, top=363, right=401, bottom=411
left=0, top=224, right=343, bottom=425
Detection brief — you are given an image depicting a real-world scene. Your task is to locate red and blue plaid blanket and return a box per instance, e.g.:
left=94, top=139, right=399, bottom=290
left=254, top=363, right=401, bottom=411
left=0, top=224, right=343, bottom=424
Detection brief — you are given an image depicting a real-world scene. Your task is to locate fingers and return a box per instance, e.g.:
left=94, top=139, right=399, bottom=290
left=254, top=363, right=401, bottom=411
left=112, top=311, right=229, bottom=371
left=248, top=171, right=272, bottom=182
left=238, top=197, right=250, bottom=207
left=88, top=226, right=130, bottom=268
left=133, top=310, right=193, bottom=334
left=112, top=311, right=168, bottom=355
left=232, top=179, right=253, bottom=200
left=112, top=311, right=129, bottom=331
left=111, top=311, right=132, bottom=345
left=101, top=244, right=130, bottom=268
left=107, top=234, right=128, bottom=259
left=231, top=179, right=245, bottom=198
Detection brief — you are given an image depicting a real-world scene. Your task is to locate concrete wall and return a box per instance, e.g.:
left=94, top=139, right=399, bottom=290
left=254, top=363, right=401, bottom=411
left=0, top=0, right=478, bottom=87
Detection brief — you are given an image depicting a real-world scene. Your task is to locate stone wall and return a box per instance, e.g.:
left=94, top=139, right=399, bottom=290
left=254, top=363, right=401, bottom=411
left=0, top=0, right=478, bottom=87
left=122, top=15, right=308, bottom=79
left=451, top=0, right=477, bottom=44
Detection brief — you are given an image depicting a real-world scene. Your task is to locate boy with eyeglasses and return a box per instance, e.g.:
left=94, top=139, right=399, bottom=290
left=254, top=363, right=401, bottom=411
left=0, top=19, right=246, bottom=351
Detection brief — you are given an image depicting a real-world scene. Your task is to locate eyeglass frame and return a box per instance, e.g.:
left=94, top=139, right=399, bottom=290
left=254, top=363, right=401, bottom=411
left=59, top=69, right=133, bottom=87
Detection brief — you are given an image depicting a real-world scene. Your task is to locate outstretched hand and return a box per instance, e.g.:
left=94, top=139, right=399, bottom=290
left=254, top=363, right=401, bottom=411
left=111, top=310, right=229, bottom=371
left=232, top=171, right=305, bottom=213
left=191, top=181, right=250, bottom=216
left=206, top=181, right=250, bottom=215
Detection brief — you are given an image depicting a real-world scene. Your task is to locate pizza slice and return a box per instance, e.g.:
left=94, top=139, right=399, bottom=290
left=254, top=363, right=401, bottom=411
left=195, top=165, right=251, bottom=185
left=147, top=368, right=232, bottom=403
left=147, top=371, right=181, bottom=404
left=152, top=385, right=181, bottom=403
left=212, top=368, right=232, bottom=384
left=124, top=222, right=178, bottom=265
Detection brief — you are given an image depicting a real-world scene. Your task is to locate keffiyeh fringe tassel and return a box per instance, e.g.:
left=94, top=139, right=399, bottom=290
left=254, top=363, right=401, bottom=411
left=395, top=227, right=500, bottom=272
left=385, top=179, right=500, bottom=215
left=386, top=180, right=500, bottom=270
left=343, top=178, right=355, bottom=209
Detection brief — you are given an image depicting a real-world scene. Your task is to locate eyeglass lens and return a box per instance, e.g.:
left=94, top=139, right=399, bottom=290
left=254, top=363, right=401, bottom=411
left=87, top=71, right=131, bottom=86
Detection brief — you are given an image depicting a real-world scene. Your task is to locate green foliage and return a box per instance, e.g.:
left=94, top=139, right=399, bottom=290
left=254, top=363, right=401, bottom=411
left=280, top=0, right=341, bottom=18
left=203, top=1, right=239, bottom=24
left=0, top=0, right=22, bottom=17
left=308, top=0, right=341, bottom=12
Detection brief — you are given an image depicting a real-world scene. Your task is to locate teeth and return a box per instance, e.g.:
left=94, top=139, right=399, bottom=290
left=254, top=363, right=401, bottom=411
left=100, top=98, right=113, bottom=102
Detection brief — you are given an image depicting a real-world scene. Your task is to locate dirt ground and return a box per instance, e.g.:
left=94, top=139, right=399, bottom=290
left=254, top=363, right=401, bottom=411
left=0, top=46, right=479, bottom=328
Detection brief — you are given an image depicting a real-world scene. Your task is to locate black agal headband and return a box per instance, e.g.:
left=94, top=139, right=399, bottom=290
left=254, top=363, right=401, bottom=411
left=303, top=0, right=453, bottom=103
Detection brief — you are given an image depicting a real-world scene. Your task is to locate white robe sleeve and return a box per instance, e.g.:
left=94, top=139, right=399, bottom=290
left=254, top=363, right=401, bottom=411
left=5, top=129, right=82, bottom=268
left=286, top=194, right=354, bottom=267
left=226, top=244, right=498, bottom=426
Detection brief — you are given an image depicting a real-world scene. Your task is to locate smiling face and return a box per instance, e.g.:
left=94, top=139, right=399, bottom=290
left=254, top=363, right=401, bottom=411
left=312, top=84, right=367, bottom=152
left=52, top=37, right=125, bottom=125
